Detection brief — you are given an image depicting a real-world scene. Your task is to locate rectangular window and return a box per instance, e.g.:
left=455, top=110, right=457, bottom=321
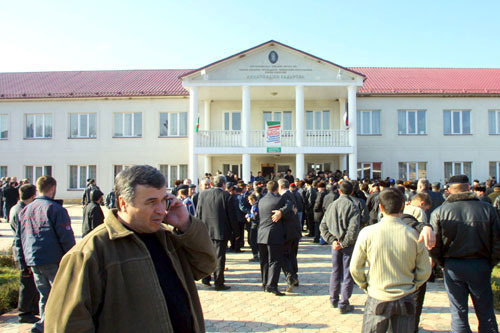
left=398, top=110, right=426, bottom=135
left=69, top=165, right=96, bottom=189
left=489, top=162, right=500, bottom=180
left=357, top=110, right=381, bottom=135
left=159, top=112, right=188, bottom=137
left=357, top=162, right=382, bottom=179
left=444, top=162, right=472, bottom=182
left=443, top=110, right=471, bottom=135
left=224, top=112, right=241, bottom=131
left=306, top=110, right=331, bottom=131
left=113, top=165, right=132, bottom=178
left=263, top=111, right=293, bottom=131
left=69, top=113, right=97, bottom=138
left=398, top=162, right=427, bottom=180
left=159, top=164, right=188, bottom=188
left=25, top=114, right=52, bottom=138
left=113, top=112, right=142, bottom=137
left=0, top=166, right=7, bottom=178
left=488, top=110, right=500, bottom=134
left=25, top=165, right=52, bottom=183
left=0, top=114, right=7, bottom=139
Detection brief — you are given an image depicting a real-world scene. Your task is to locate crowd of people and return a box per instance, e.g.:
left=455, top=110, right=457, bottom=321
left=4, top=167, right=500, bottom=332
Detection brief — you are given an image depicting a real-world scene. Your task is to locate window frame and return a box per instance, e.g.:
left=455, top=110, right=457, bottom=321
left=444, top=161, right=472, bottom=182
left=113, top=112, right=142, bottom=138
left=159, top=112, right=188, bottom=137
left=0, top=166, right=8, bottom=178
left=223, top=111, right=241, bottom=131
left=443, top=109, right=471, bottom=135
left=357, top=110, right=381, bottom=135
left=263, top=111, right=293, bottom=131
left=489, top=162, right=500, bottom=180
left=69, top=112, right=97, bottom=138
left=488, top=110, right=500, bottom=135
left=69, top=165, right=97, bottom=190
left=305, top=110, right=331, bottom=131
left=25, top=113, right=53, bottom=139
left=0, top=114, right=8, bottom=139
left=25, top=165, right=53, bottom=183
left=357, top=162, right=382, bottom=180
left=398, top=162, right=427, bottom=180
left=398, top=110, right=426, bottom=135
left=159, top=164, right=189, bottom=188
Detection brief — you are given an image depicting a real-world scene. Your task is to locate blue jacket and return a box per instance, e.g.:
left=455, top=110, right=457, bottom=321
left=15, top=196, right=76, bottom=270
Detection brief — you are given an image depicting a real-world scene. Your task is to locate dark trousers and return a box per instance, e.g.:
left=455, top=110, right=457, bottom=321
left=258, top=243, right=284, bottom=290
left=282, top=238, right=299, bottom=283
left=230, top=222, right=245, bottom=250
left=18, top=269, right=40, bottom=318
left=305, top=209, right=314, bottom=234
left=413, top=283, right=426, bottom=333
left=202, top=239, right=228, bottom=287
left=330, top=245, right=355, bottom=308
left=362, top=294, right=416, bottom=333
left=248, top=226, right=259, bottom=257
left=443, top=258, right=498, bottom=333
left=313, top=221, right=321, bottom=242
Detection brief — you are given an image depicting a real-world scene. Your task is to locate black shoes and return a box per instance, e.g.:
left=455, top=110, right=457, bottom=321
left=201, top=280, right=211, bottom=287
left=286, top=278, right=299, bottom=292
left=19, top=315, right=39, bottom=324
left=214, top=284, right=231, bottom=291
left=331, top=300, right=339, bottom=308
left=339, top=304, right=354, bottom=314
left=266, top=287, right=285, bottom=296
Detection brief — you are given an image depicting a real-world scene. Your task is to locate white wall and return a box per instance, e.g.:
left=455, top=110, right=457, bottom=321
left=0, top=97, right=190, bottom=199
left=357, top=96, right=500, bottom=182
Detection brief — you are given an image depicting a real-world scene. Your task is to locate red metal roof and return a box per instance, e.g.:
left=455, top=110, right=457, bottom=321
left=1, top=67, right=500, bottom=100
left=351, top=67, right=500, bottom=95
left=0, top=69, right=191, bottom=99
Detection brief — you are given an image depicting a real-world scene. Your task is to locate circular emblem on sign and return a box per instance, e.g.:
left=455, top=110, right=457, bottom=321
left=268, top=51, right=278, bottom=64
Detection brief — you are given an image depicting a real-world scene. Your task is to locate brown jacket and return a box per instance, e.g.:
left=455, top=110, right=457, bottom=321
left=45, top=210, right=217, bottom=332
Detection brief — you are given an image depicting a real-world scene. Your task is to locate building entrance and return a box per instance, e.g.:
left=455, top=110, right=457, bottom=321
left=261, top=163, right=276, bottom=177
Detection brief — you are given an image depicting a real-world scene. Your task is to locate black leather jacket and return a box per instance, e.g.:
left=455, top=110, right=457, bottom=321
left=430, top=192, right=500, bottom=267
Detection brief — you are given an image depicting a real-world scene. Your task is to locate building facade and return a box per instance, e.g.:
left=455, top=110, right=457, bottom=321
left=1, top=40, right=500, bottom=199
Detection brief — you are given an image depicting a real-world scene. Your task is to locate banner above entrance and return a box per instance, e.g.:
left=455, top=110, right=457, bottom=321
left=266, top=121, right=281, bottom=153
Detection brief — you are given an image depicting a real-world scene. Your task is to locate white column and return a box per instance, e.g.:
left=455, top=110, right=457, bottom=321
left=242, top=86, right=251, bottom=147
left=340, top=155, right=347, bottom=172
left=296, top=153, right=305, bottom=180
left=203, top=155, right=211, bottom=175
left=203, top=100, right=211, bottom=130
left=347, top=85, right=357, bottom=179
left=242, top=154, right=251, bottom=183
left=295, top=85, right=305, bottom=147
left=188, top=87, right=199, bottom=184
left=338, top=98, right=346, bottom=129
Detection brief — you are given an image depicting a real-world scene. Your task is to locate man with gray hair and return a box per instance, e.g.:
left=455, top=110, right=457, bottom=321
left=196, top=174, right=240, bottom=290
left=44, top=165, right=217, bottom=332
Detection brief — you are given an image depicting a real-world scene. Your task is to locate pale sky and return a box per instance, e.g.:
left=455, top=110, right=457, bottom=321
left=2, top=0, right=499, bottom=72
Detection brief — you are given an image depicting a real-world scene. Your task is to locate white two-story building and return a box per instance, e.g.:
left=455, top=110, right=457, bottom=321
left=1, top=40, right=500, bottom=199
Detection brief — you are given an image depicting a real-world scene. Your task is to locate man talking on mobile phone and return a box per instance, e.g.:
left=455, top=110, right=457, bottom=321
left=44, top=165, right=217, bottom=332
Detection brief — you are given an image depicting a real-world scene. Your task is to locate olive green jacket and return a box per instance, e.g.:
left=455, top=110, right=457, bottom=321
left=45, top=210, right=217, bottom=332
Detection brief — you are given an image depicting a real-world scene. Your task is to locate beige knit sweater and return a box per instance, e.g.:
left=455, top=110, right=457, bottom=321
left=350, top=215, right=431, bottom=301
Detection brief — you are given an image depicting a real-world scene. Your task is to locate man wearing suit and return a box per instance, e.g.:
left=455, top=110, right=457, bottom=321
left=257, top=181, right=288, bottom=296
left=196, top=175, right=240, bottom=290
left=278, top=179, right=302, bottom=292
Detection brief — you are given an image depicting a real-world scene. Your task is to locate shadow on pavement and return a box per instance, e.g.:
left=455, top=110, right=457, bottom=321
left=205, top=319, right=328, bottom=331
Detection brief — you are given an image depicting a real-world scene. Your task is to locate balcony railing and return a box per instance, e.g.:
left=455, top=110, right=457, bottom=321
left=197, top=129, right=349, bottom=148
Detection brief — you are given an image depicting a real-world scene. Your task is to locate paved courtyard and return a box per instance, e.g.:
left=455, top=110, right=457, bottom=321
left=1, top=205, right=499, bottom=332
